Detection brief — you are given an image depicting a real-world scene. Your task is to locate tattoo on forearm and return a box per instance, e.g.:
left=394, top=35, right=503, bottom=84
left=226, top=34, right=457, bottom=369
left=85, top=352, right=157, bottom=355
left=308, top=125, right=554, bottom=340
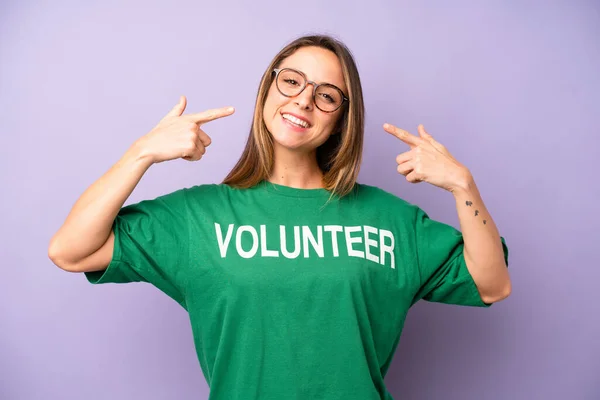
left=465, top=200, right=487, bottom=225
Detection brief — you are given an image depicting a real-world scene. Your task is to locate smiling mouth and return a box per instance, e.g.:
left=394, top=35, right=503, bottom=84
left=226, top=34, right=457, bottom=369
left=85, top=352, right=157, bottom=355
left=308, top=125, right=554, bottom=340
left=281, top=113, right=311, bottom=129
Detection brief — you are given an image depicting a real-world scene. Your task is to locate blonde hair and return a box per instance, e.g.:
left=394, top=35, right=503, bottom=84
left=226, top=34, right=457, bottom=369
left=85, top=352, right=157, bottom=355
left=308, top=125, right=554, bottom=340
left=222, top=34, right=365, bottom=199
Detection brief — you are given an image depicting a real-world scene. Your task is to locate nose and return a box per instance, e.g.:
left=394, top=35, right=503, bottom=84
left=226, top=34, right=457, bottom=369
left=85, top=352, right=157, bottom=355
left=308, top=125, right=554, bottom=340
left=294, top=82, right=315, bottom=110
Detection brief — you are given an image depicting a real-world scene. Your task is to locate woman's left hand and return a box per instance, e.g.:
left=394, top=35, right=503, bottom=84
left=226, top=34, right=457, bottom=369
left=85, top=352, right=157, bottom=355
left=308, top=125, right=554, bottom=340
left=383, top=123, right=472, bottom=193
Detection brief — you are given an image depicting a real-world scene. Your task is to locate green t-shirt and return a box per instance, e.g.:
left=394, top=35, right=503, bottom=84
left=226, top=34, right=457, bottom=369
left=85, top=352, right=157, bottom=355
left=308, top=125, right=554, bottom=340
left=85, top=180, right=509, bottom=400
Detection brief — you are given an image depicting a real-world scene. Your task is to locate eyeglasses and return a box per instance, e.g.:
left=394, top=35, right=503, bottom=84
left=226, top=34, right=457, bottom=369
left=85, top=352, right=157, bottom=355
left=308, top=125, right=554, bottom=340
left=272, top=68, right=349, bottom=113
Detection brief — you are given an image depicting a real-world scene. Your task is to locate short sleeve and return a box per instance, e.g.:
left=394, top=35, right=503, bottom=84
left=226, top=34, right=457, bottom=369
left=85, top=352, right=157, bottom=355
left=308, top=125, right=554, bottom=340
left=84, top=188, right=190, bottom=310
left=412, top=207, right=509, bottom=307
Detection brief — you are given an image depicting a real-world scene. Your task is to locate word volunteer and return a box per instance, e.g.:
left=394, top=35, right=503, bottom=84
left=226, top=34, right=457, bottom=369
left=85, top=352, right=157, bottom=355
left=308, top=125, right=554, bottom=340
left=214, top=223, right=397, bottom=269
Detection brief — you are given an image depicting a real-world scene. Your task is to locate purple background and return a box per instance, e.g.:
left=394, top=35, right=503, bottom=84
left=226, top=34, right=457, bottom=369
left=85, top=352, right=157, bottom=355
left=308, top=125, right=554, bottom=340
left=1, top=1, right=598, bottom=399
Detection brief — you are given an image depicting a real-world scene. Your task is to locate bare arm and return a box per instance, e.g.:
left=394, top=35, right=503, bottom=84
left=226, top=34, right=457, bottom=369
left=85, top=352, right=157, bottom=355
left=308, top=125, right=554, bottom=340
left=48, top=144, right=153, bottom=272
left=451, top=175, right=511, bottom=304
left=48, top=96, right=235, bottom=273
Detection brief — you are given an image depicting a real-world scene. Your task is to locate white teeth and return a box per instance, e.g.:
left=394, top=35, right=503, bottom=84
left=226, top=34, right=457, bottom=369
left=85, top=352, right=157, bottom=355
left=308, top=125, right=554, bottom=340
left=282, top=114, right=309, bottom=128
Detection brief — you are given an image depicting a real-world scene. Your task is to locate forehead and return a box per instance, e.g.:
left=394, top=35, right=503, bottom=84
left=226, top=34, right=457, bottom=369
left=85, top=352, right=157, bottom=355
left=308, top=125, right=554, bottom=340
left=279, top=46, right=347, bottom=92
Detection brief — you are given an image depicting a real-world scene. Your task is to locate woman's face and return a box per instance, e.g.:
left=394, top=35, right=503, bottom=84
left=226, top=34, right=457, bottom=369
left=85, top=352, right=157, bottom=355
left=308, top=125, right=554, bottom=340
left=263, top=46, right=347, bottom=155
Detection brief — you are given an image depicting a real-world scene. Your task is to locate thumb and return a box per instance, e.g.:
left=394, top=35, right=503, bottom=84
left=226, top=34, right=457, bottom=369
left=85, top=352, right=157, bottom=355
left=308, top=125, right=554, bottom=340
left=418, top=124, right=433, bottom=140
left=419, top=124, right=450, bottom=155
left=164, top=95, right=187, bottom=119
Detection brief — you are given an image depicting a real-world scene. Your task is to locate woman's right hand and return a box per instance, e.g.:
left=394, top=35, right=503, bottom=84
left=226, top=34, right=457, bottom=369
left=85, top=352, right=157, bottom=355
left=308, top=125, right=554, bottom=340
left=136, top=95, right=235, bottom=164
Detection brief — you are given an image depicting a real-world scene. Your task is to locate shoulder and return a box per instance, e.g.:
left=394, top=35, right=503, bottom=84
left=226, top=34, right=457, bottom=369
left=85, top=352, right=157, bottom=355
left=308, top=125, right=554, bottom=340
left=152, top=182, right=266, bottom=205
left=185, top=183, right=247, bottom=197
left=183, top=183, right=254, bottom=208
left=352, top=182, right=419, bottom=213
left=133, top=184, right=224, bottom=210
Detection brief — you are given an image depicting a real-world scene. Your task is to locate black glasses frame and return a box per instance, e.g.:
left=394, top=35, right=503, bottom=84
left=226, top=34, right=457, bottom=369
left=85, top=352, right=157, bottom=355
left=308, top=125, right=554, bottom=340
left=272, top=68, right=349, bottom=113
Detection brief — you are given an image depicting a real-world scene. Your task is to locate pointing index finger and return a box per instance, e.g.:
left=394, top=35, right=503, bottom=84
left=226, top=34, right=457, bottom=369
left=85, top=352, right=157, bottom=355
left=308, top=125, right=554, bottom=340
left=187, top=107, right=235, bottom=124
left=384, top=123, right=422, bottom=148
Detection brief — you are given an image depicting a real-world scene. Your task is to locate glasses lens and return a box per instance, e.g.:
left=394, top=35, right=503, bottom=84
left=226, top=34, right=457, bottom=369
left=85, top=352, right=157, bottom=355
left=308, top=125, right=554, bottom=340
left=277, top=69, right=305, bottom=97
left=315, top=85, right=343, bottom=112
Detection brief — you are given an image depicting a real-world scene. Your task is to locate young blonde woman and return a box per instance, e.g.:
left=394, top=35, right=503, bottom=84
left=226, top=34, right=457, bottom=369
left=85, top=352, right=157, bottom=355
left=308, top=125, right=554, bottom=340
left=49, top=35, right=510, bottom=399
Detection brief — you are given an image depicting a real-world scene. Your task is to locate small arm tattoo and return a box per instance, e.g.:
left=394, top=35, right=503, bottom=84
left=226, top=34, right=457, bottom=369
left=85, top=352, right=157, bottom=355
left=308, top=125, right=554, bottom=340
left=466, top=200, right=487, bottom=224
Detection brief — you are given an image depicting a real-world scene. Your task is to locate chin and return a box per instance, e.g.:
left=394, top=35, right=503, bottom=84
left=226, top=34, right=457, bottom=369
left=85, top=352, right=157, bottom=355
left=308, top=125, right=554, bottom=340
left=268, top=122, right=308, bottom=151
left=272, top=135, right=308, bottom=152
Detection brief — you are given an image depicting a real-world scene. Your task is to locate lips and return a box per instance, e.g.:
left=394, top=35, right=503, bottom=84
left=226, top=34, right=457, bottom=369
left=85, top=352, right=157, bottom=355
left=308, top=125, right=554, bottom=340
left=281, top=112, right=312, bottom=128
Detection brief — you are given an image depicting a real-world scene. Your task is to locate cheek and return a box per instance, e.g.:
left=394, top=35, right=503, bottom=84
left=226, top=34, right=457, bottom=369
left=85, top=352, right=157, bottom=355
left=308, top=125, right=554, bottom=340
left=321, top=114, right=342, bottom=134
left=264, top=86, right=285, bottom=115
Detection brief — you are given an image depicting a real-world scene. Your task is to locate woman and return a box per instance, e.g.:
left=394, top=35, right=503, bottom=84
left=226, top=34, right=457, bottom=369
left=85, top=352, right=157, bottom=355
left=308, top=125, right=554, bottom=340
left=48, top=35, right=510, bottom=399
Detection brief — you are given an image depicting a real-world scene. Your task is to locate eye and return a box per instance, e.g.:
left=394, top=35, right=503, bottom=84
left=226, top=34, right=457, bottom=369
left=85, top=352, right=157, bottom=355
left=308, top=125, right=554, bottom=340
left=318, top=93, right=335, bottom=103
left=284, top=78, right=300, bottom=86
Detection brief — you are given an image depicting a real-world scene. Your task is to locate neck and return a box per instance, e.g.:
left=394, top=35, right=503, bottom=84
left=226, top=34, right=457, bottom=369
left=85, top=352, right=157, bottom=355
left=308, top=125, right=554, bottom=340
left=268, top=146, right=324, bottom=189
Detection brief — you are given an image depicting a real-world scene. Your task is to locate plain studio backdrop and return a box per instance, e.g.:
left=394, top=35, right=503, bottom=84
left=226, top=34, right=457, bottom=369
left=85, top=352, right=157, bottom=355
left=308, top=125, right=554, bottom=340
left=1, top=1, right=598, bottom=399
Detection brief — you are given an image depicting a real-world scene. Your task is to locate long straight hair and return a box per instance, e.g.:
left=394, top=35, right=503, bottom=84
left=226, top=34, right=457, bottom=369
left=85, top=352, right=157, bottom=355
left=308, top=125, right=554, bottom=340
left=222, top=35, right=365, bottom=198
